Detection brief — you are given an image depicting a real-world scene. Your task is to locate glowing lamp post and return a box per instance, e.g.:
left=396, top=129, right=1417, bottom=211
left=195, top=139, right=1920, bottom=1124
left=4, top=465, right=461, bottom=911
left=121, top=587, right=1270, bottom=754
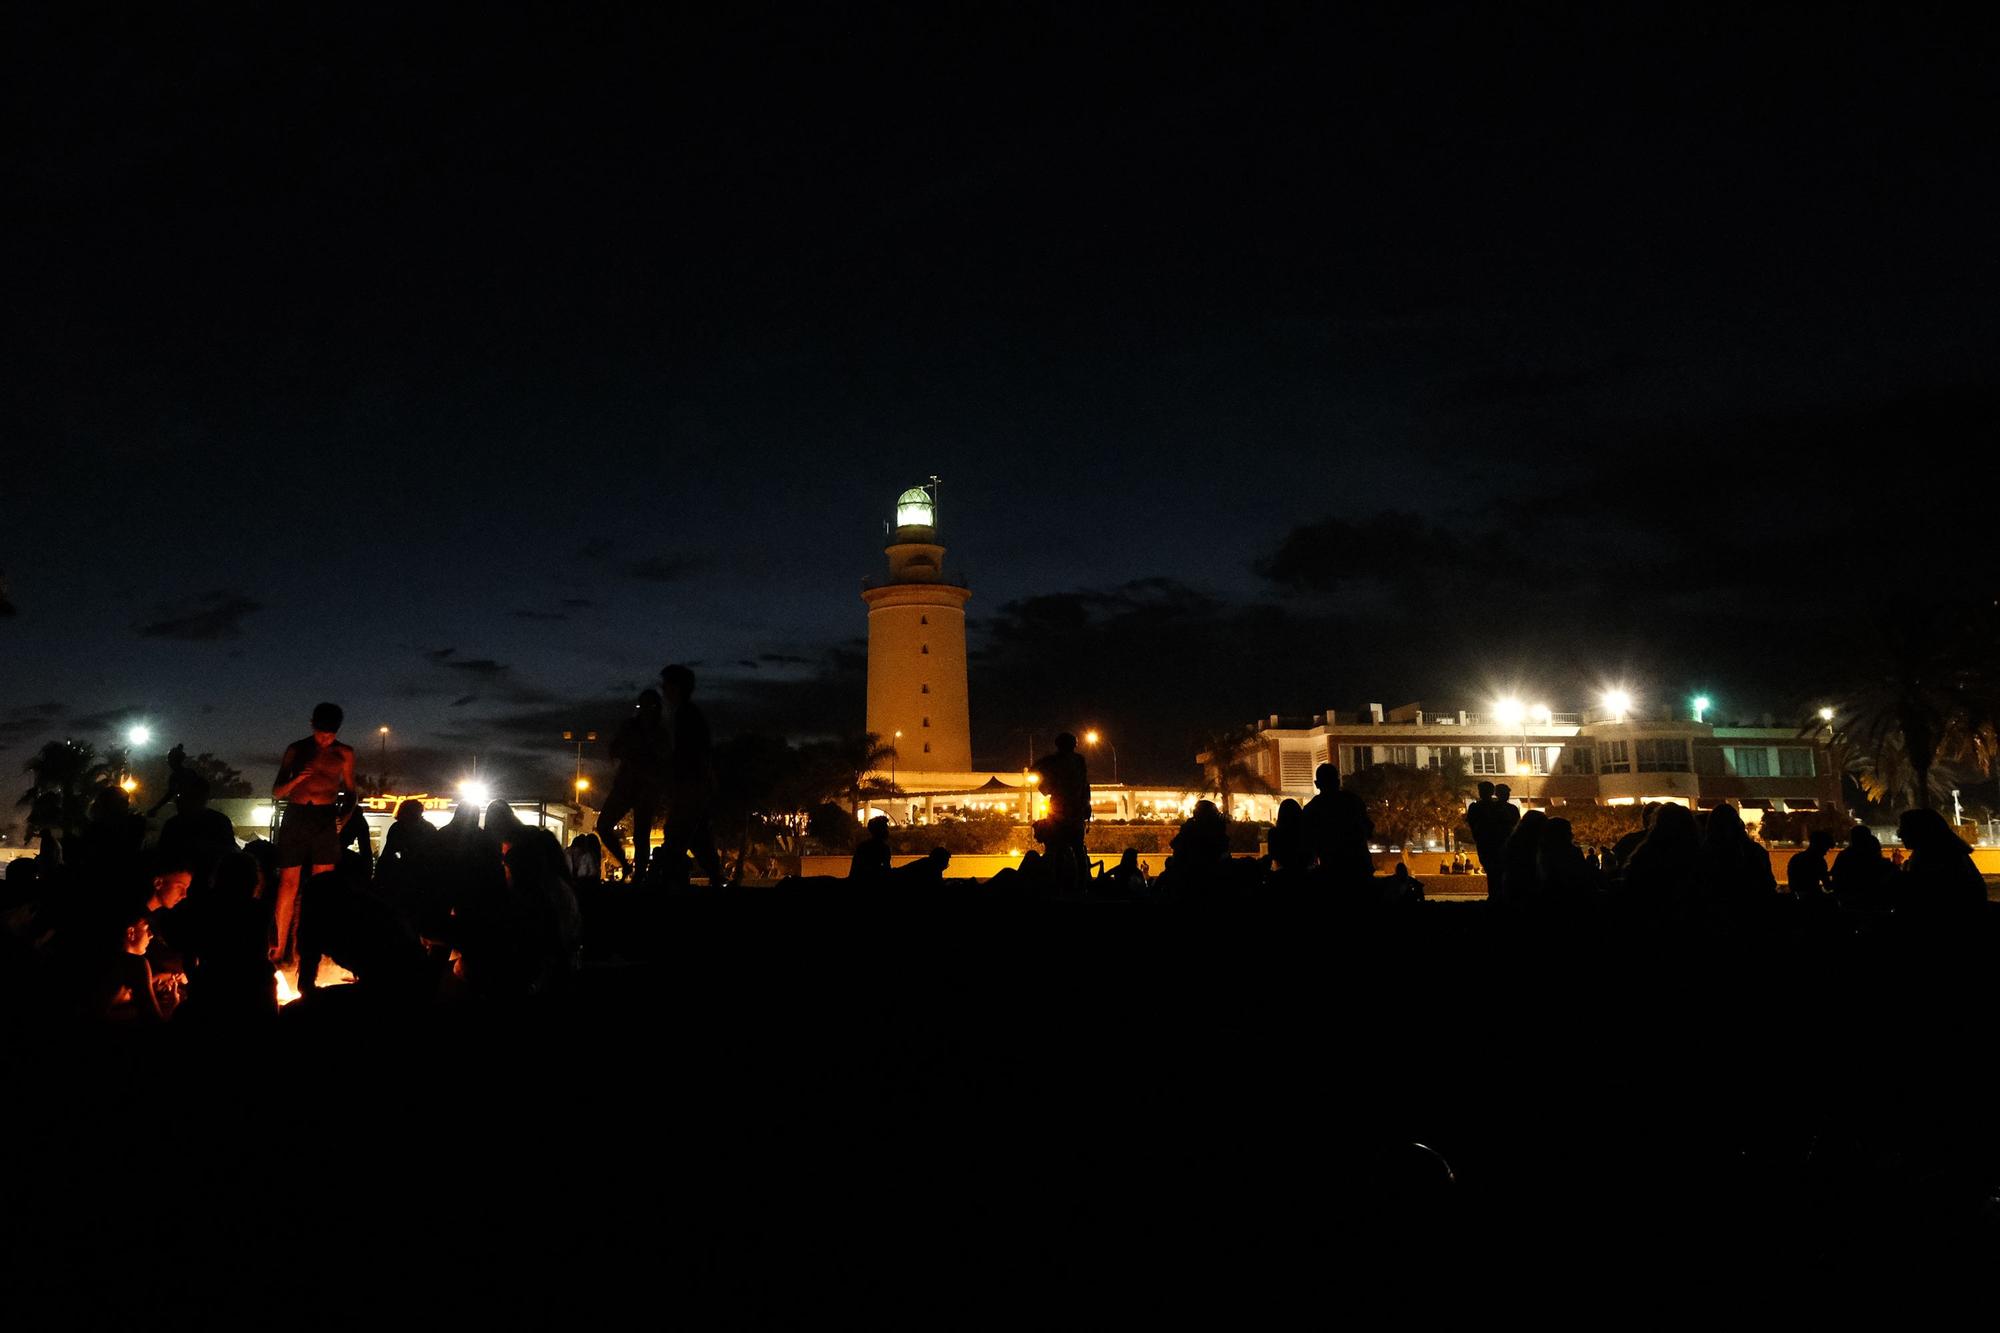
left=1691, top=695, right=1712, bottom=724
left=1083, top=728, right=1119, bottom=783
left=1602, top=690, right=1631, bottom=724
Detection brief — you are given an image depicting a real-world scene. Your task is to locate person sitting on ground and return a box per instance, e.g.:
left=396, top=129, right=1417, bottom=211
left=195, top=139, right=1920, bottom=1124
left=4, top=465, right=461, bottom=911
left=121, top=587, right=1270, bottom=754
left=850, top=816, right=892, bottom=888
left=1830, top=826, right=1893, bottom=912
left=157, top=775, right=239, bottom=891
left=889, top=846, right=951, bottom=892
left=1786, top=830, right=1837, bottom=903
left=1893, top=808, right=1986, bottom=927
left=1161, top=800, right=1231, bottom=899
left=1386, top=861, right=1422, bottom=901
left=1101, top=847, right=1149, bottom=897
left=567, top=833, right=605, bottom=885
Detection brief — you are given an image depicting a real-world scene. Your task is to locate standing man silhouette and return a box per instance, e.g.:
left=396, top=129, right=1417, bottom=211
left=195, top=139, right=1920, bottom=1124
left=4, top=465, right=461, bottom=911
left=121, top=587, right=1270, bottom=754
left=270, top=702, right=355, bottom=965
left=1033, top=732, right=1091, bottom=890
left=657, top=664, right=728, bottom=887
left=599, top=689, right=668, bottom=879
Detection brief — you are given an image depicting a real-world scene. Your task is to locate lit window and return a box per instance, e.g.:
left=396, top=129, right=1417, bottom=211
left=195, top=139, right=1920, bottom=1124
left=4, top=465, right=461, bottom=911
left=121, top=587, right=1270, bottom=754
left=1778, top=748, right=1815, bottom=777
left=1515, top=746, right=1549, bottom=775
left=1637, top=739, right=1690, bottom=773
left=1730, top=747, right=1771, bottom=777
left=1600, top=740, right=1630, bottom=773
left=1563, top=745, right=1595, bottom=775
left=1386, top=746, right=1416, bottom=767
left=1469, top=746, right=1504, bottom=775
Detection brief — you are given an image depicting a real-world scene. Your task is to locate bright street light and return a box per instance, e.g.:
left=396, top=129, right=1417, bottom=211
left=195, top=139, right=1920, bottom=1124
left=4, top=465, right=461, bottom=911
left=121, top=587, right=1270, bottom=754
left=1602, top=690, right=1632, bottom=720
left=1691, top=695, right=1712, bottom=723
left=127, top=724, right=151, bottom=747
left=459, top=780, right=491, bottom=807
left=574, top=777, right=590, bottom=793
left=1818, top=707, right=1835, bottom=722
left=1083, top=729, right=1099, bottom=745
left=1494, top=699, right=1524, bottom=728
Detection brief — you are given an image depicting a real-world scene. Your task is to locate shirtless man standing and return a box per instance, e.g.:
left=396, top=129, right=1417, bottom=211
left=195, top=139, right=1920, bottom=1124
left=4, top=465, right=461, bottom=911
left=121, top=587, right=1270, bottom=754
left=270, top=702, right=355, bottom=965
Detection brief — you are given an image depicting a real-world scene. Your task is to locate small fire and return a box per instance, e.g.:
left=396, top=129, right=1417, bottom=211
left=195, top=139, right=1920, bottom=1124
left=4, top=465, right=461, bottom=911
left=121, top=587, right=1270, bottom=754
left=274, top=958, right=357, bottom=1006
left=275, top=969, right=301, bottom=1005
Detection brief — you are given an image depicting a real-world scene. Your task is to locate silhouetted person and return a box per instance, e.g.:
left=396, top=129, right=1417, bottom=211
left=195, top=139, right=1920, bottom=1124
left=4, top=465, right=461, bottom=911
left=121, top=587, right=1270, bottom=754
left=1786, top=830, right=1837, bottom=902
left=1697, top=804, right=1776, bottom=921
left=1620, top=802, right=1699, bottom=922
left=1303, top=764, right=1373, bottom=884
left=658, top=665, right=728, bottom=887
left=377, top=798, right=435, bottom=896
left=67, top=785, right=147, bottom=890
left=157, top=774, right=238, bottom=891
left=1535, top=816, right=1600, bottom=912
left=599, top=689, right=667, bottom=878
left=850, top=815, right=892, bottom=887
left=1032, top=733, right=1091, bottom=890
left=145, top=743, right=190, bottom=819
left=567, top=833, right=605, bottom=884
left=1165, top=800, right=1230, bottom=898
left=92, top=903, right=167, bottom=1024
left=1464, top=782, right=1518, bottom=898
left=173, top=851, right=277, bottom=1026
left=1831, top=826, right=1893, bottom=912
left=1610, top=804, right=1657, bottom=870
left=270, top=702, right=355, bottom=965
left=1497, top=809, right=1547, bottom=909
left=1893, top=808, right=1986, bottom=928
left=1267, top=798, right=1310, bottom=876
left=1101, top=848, right=1149, bottom=898
left=889, top=846, right=951, bottom=893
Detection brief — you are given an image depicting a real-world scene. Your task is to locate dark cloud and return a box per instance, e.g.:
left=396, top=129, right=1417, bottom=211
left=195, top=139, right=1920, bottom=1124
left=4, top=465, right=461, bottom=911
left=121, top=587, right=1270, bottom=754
left=561, top=597, right=596, bottom=609
left=577, top=538, right=617, bottom=563
left=736, top=659, right=758, bottom=669
left=136, top=590, right=262, bottom=641
left=622, top=553, right=704, bottom=583
left=509, top=609, right=569, bottom=622
left=426, top=648, right=456, bottom=662
left=757, top=653, right=815, bottom=666
left=444, top=658, right=509, bottom=677
left=450, top=695, right=479, bottom=708
left=64, top=704, right=148, bottom=734
left=0, top=574, right=15, bottom=616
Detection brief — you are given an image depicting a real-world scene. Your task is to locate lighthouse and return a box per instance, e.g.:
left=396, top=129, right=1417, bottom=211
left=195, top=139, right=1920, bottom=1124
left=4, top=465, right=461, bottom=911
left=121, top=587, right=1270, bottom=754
left=863, top=482, right=973, bottom=773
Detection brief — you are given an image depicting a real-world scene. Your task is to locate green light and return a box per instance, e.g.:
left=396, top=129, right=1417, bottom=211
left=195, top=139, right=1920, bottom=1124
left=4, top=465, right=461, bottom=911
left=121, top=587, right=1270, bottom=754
left=1691, top=695, right=1711, bottom=722
left=895, top=487, right=935, bottom=529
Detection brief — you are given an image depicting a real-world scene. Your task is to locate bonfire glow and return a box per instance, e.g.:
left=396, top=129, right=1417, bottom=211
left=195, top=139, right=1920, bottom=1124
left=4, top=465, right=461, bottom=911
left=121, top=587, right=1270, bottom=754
left=276, top=969, right=301, bottom=1005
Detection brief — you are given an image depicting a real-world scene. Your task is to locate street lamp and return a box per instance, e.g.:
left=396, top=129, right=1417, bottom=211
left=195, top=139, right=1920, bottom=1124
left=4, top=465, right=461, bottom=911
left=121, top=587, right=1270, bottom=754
left=1691, top=695, right=1712, bottom=724
left=893, top=729, right=903, bottom=784
left=1817, top=706, right=1834, bottom=723
left=1083, top=727, right=1119, bottom=783
left=1602, top=690, right=1631, bottom=723
left=561, top=729, right=599, bottom=798
left=378, top=726, right=391, bottom=789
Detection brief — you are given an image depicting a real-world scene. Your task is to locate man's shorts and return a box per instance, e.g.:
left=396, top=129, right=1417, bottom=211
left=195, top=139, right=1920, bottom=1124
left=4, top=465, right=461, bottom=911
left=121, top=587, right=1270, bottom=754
left=276, top=803, right=342, bottom=869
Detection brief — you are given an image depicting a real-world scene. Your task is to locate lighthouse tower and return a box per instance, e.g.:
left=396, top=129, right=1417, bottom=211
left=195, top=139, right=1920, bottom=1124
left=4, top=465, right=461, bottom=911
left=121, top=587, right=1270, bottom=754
left=863, top=483, right=973, bottom=774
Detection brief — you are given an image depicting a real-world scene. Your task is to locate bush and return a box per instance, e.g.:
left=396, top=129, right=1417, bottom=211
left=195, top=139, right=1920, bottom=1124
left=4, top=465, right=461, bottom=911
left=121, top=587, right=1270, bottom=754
left=1754, top=807, right=1858, bottom=846
left=890, top=815, right=1020, bottom=855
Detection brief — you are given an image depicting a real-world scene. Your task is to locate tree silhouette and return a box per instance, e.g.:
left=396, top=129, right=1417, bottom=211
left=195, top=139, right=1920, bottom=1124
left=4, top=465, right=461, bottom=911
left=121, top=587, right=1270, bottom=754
left=18, top=738, right=103, bottom=840
left=1828, top=605, right=1998, bottom=811
left=1345, top=763, right=1469, bottom=864
left=186, top=752, right=253, bottom=798
left=799, top=731, right=904, bottom=817
left=1195, top=723, right=1273, bottom=820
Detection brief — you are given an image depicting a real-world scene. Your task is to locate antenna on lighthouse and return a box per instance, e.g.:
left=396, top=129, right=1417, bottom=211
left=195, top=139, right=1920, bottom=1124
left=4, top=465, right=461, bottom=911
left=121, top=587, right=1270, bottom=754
left=929, top=475, right=941, bottom=528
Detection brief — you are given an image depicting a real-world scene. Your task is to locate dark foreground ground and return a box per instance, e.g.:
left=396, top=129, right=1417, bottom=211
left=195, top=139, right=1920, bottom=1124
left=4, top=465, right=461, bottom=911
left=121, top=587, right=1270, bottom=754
left=7, top=899, right=1996, bottom=1324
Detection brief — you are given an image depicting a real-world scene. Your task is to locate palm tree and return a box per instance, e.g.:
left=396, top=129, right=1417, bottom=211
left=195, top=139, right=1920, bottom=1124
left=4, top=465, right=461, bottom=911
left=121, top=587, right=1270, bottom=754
left=800, top=732, right=904, bottom=817
left=1195, top=723, right=1274, bottom=819
left=1829, top=606, right=1999, bottom=812
left=18, top=738, right=101, bottom=840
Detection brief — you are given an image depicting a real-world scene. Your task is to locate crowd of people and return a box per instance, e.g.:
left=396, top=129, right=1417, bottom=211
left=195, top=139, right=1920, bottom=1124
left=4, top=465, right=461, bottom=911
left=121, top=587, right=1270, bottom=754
left=4, top=703, right=1992, bottom=1030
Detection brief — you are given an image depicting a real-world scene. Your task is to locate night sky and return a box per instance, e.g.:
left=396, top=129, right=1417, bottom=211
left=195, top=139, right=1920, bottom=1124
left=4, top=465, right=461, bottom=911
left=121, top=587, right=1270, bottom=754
left=5, top=4, right=1995, bottom=796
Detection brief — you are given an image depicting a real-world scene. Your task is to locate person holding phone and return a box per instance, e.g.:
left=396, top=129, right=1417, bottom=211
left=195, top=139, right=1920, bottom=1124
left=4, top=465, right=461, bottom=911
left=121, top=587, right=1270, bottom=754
left=270, top=702, right=355, bottom=966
